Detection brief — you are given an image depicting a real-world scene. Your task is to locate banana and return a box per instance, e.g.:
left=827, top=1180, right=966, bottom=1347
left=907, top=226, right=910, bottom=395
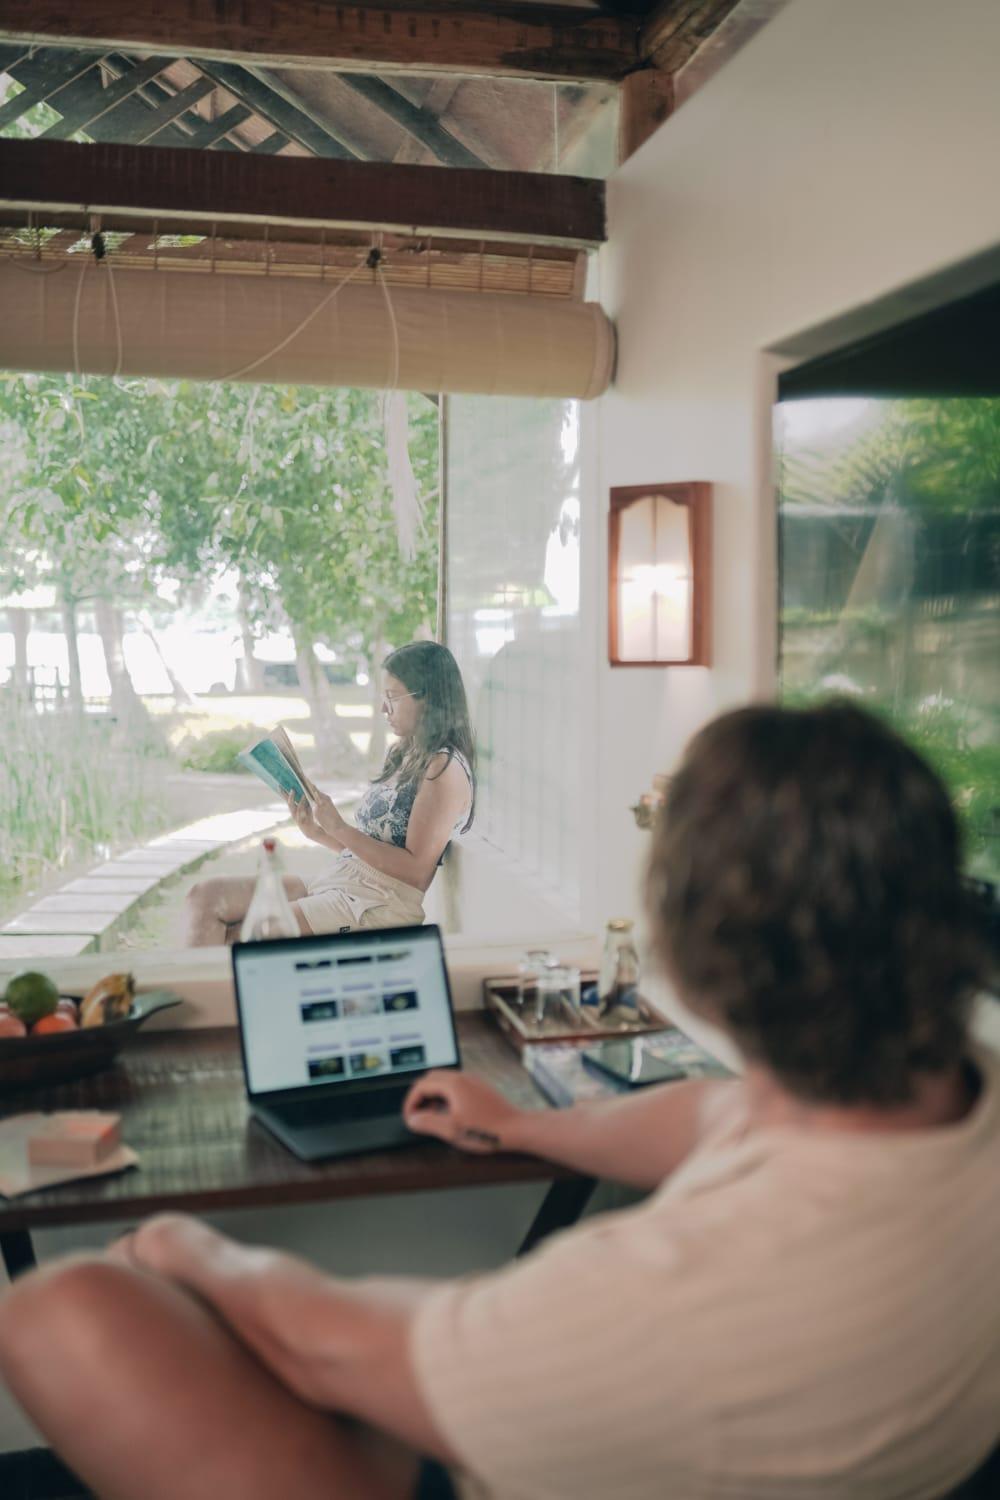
left=79, top=972, right=136, bottom=1028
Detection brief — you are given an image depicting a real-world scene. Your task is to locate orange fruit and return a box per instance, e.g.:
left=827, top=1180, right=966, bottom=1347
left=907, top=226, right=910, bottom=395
left=0, top=1009, right=27, bottom=1038
left=32, top=1011, right=78, bottom=1035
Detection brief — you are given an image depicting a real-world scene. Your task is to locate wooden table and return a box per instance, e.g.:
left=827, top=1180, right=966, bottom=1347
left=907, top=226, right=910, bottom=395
left=0, top=1015, right=593, bottom=1277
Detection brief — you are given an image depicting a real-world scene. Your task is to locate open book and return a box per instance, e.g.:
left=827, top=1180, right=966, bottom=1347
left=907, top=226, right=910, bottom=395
left=237, top=724, right=320, bottom=806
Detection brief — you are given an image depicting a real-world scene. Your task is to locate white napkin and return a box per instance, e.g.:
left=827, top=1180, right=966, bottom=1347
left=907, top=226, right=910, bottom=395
left=0, top=1113, right=138, bottom=1199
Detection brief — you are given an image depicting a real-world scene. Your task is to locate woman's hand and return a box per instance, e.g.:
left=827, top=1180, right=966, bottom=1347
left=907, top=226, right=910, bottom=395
left=403, top=1070, right=525, bottom=1154
left=286, top=791, right=345, bottom=847
left=309, top=791, right=347, bottom=840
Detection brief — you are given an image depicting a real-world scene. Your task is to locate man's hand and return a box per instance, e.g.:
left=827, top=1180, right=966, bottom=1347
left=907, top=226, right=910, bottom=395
left=404, top=1071, right=525, bottom=1154
left=105, top=1213, right=457, bottom=1461
left=106, top=1214, right=247, bottom=1280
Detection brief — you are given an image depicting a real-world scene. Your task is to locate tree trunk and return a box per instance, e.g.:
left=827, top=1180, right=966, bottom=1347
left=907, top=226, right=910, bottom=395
left=59, top=591, right=84, bottom=711
left=292, top=627, right=358, bottom=774
left=237, top=581, right=265, bottom=693
left=367, top=637, right=389, bottom=773
left=8, top=607, right=30, bottom=700
left=94, top=596, right=147, bottom=724
left=138, top=612, right=196, bottom=706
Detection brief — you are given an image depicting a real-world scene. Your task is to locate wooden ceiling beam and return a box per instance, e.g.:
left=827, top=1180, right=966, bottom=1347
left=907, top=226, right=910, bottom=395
left=0, top=136, right=607, bottom=246
left=0, top=1, right=642, bottom=83
left=639, top=0, right=742, bottom=71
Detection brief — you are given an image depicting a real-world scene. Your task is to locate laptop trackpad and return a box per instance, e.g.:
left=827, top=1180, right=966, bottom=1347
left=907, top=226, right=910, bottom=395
left=254, top=1107, right=413, bottom=1162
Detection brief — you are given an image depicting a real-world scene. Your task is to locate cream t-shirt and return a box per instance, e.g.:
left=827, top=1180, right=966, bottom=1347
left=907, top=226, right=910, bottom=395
left=411, top=1046, right=1000, bottom=1500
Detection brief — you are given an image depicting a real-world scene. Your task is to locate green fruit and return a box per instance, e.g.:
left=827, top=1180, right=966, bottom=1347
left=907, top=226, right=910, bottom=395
left=4, top=971, right=60, bottom=1026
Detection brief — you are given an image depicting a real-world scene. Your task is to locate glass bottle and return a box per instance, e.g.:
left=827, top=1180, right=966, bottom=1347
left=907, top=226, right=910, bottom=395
left=240, top=838, right=300, bottom=942
left=597, top=918, right=641, bottom=1015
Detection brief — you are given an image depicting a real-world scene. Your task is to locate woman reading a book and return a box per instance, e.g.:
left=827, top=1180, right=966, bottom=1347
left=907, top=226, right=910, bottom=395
left=183, top=641, right=475, bottom=944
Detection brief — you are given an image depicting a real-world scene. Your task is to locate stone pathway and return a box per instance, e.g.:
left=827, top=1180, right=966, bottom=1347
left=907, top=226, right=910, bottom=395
left=0, top=799, right=349, bottom=960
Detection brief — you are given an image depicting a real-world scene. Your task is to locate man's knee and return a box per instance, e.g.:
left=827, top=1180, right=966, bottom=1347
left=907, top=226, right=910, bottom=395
left=0, top=1256, right=135, bottom=1381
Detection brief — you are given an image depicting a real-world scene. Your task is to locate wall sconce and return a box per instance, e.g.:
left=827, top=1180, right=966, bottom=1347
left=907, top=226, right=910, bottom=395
left=608, top=482, right=711, bottom=666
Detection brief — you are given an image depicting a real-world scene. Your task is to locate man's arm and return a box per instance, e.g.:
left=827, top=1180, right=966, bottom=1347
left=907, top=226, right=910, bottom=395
left=404, top=1070, right=737, bottom=1190
left=120, top=1215, right=458, bottom=1462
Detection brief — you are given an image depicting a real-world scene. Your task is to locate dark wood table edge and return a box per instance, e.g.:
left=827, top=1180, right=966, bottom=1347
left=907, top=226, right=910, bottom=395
left=0, top=1151, right=577, bottom=1234
left=1, top=1016, right=596, bottom=1276
left=2, top=1165, right=596, bottom=1278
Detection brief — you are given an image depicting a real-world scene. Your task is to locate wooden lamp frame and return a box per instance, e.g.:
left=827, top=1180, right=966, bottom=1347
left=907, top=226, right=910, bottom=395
left=608, top=481, right=712, bottom=667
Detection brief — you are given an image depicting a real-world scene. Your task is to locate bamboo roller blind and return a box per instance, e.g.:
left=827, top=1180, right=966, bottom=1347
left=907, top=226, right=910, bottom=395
left=0, top=261, right=615, bottom=398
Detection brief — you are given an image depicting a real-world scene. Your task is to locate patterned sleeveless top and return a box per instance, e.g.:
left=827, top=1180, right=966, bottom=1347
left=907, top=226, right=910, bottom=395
left=349, top=748, right=473, bottom=856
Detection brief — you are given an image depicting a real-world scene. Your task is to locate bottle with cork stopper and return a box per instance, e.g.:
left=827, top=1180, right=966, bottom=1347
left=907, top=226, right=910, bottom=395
left=597, top=917, right=641, bottom=1016
left=240, top=838, right=300, bottom=942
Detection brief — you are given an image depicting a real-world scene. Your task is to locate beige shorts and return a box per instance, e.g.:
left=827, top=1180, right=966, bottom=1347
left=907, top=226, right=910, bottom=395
left=297, top=856, right=425, bottom=935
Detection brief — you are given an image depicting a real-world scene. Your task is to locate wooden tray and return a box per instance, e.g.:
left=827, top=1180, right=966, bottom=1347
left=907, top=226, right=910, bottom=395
left=483, top=974, right=669, bottom=1055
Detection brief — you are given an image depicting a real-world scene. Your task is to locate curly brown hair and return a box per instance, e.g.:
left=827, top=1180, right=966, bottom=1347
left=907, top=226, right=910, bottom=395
left=646, top=701, right=989, bottom=1106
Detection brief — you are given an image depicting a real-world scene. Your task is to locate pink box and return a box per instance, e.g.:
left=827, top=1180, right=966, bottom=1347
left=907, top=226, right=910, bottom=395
left=27, top=1112, right=121, bottom=1168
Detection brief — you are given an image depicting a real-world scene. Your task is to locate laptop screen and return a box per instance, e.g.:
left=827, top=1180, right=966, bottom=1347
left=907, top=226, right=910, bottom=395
left=232, top=925, right=460, bottom=1098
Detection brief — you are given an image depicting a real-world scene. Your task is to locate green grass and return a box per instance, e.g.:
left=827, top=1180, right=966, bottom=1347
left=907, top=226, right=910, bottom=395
left=0, top=699, right=172, bottom=910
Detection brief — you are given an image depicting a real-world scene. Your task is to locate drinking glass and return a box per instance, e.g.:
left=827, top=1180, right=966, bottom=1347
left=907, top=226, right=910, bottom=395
left=534, top=963, right=581, bottom=1027
left=517, top=949, right=555, bottom=1017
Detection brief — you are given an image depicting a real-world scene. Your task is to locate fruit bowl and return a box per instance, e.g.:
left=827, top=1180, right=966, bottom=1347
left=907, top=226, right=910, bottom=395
left=0, top=990, right=183, bottom=1091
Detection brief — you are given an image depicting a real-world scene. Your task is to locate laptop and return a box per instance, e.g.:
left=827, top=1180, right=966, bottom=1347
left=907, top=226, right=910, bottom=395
left=232, top=924, right=461, bottom=1162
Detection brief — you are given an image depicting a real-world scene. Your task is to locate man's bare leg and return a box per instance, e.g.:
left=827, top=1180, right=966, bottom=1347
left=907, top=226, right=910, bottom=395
left=183, top=875, right=309, bottom=946
left=0, top=1256, right=419, bottom=1500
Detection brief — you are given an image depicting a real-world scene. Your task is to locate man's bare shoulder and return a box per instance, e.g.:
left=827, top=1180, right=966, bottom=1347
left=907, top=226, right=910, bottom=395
left=692, top=1076, right=747, bottom=1142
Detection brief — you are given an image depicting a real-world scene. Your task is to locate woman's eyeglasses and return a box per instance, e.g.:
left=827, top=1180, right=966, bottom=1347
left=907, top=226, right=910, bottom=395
left=382, top=689, right=423, bottom=711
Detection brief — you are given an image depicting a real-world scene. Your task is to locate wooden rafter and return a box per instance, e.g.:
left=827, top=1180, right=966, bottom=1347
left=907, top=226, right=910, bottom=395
left=194, top=60, right=362, bottom=160
left=339, top=75, right=486, bottom=169
left=639, top=0, right=743, bottom=70
left=127, top=76, right=216, bottom=145
left=0, top=48, right=102, bottom=130
left=37, top=55, right=169, bottom=140
left=0, top=50, right=193, bottom=150
left=0, top=0, right=642, bottom=83
left=0, top=137, right=607, bottom=245
left=182, top=102, right=253, bottom=150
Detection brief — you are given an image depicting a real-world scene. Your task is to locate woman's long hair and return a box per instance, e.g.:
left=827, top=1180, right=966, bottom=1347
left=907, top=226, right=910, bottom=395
left=374, top=641, right=476, bottom=831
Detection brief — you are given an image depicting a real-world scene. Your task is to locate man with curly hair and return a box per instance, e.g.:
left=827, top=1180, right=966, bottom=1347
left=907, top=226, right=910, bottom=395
left=1, top=702, right=997, bottom=1500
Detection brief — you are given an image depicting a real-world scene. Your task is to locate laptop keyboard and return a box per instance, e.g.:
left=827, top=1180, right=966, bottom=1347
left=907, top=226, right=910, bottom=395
left=276, top=1090, right=405, bottom=1127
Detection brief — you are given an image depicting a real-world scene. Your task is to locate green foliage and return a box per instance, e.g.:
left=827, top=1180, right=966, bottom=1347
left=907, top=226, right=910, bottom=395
left=778, top=397, right=1000, bottom=515
left=0, top=372, right=440, bottom=668
left=177, top=726, right=254, bottom=775
left=0, top=698, right=169, bottom=911
left=778, top=396, right=999, bottom=880
left=149, top=381, right=440, bottom=663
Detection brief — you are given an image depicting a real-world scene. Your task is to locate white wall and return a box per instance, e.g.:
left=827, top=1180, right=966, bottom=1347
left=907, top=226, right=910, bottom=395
left=592, top=0, right=1000, bottom=932
left=445, top=395, right=598, bottom=931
